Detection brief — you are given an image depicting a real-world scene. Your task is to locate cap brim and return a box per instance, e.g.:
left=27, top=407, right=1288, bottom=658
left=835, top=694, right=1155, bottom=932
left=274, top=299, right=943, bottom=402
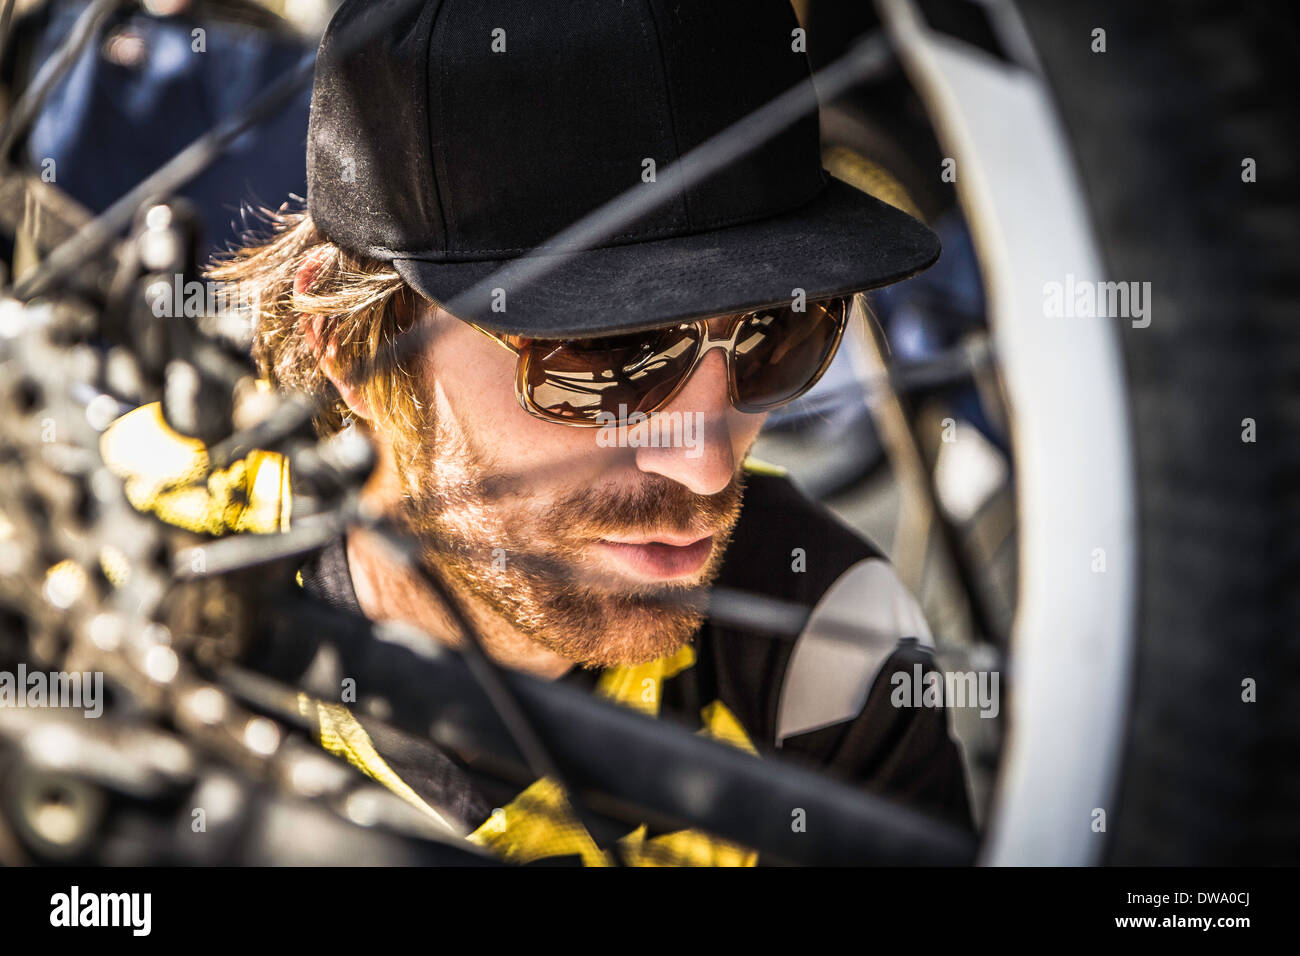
left=393, top=176, right=940, bottom=338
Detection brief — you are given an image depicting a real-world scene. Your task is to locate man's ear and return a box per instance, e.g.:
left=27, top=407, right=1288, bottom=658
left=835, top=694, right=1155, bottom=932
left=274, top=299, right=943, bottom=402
left=295, top=249, right=374, bottom=423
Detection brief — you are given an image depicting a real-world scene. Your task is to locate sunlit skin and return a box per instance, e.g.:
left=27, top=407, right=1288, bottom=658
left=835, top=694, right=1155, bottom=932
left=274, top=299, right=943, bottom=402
left=302, top=263, right=768, bottom=680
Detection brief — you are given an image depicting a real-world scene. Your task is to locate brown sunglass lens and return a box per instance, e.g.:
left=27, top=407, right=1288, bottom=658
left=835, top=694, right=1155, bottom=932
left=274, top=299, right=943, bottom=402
left=523, top=324, right=701, bottom=423
left=732, top=298, right=846, bottom=410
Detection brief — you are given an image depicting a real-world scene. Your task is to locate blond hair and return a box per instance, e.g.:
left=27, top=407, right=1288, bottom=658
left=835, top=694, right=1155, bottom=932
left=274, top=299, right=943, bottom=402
left=208, top=205, right=426, bottom=438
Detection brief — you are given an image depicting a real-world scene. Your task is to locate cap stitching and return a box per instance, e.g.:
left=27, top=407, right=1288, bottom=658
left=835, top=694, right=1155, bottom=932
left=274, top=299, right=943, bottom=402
left=428, top=0, right=454, bottom=251
left=639, top=0, right=690, bottom=230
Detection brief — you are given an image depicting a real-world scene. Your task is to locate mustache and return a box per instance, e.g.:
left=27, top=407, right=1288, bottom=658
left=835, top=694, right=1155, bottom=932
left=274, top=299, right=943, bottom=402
left=401, top=448, right=746, bottom=543
left=543, top=471, right=745, bottom=541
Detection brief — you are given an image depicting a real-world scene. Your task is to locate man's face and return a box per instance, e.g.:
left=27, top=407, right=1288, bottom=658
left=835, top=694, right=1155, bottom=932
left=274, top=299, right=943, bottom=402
left=379, top=302, right=768, bottom=669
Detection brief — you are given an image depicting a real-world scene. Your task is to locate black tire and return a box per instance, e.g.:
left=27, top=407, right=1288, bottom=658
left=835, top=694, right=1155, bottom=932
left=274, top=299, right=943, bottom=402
left=1014, top=0, right=1300, bottom=864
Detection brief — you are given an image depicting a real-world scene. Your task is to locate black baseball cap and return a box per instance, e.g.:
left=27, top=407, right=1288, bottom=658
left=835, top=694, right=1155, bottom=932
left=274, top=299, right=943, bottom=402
left=306, top=0, right=940, bottom=339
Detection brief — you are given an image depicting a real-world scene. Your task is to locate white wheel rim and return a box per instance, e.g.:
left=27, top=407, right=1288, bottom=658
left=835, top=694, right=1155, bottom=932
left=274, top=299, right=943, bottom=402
left=880, top=0, right=1139, bottom=865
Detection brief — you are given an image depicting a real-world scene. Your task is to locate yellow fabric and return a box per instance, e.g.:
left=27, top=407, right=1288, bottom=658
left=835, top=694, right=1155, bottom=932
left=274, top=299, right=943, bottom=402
left=594, top=642, right=696, bottom=716
left=298, top=694, right=460, bottom=835
left=465, top=649, right=760, bottom=867
left=99, top=402, right=290, bottom=535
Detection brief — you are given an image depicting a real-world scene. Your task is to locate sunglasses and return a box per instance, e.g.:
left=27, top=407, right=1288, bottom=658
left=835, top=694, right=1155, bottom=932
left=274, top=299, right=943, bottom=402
left=470, top=296, right=850, bottom=427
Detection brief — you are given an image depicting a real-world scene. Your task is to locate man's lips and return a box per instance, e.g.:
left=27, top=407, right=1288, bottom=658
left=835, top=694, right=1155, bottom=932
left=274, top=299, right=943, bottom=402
left=594, top=533, right=715, bottom=580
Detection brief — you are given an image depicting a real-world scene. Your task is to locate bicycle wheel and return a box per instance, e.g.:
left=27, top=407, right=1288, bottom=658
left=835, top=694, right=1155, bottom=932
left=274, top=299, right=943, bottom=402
left=872, top=0, right=1299, bottom=863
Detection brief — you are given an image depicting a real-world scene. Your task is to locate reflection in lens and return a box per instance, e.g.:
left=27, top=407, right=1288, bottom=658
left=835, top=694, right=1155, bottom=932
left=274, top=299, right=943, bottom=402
left=526, top=325, right=700, bottom=422
left=733, top=298, right=846, bottom=410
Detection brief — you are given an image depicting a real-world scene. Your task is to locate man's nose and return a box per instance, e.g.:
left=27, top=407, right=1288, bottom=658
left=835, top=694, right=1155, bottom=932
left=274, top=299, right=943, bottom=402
left=632, top=348, right=736, bottom=496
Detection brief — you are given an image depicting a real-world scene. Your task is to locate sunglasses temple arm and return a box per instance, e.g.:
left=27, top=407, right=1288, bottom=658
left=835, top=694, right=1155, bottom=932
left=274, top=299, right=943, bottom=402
left=469, top=323, right=525, bottom=356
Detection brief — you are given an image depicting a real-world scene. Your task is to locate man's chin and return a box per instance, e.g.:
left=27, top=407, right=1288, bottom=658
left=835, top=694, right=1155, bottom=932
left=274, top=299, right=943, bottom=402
left=533, top=597, right=706, bottom=670
left=517, top=544, right=724, bottom=668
